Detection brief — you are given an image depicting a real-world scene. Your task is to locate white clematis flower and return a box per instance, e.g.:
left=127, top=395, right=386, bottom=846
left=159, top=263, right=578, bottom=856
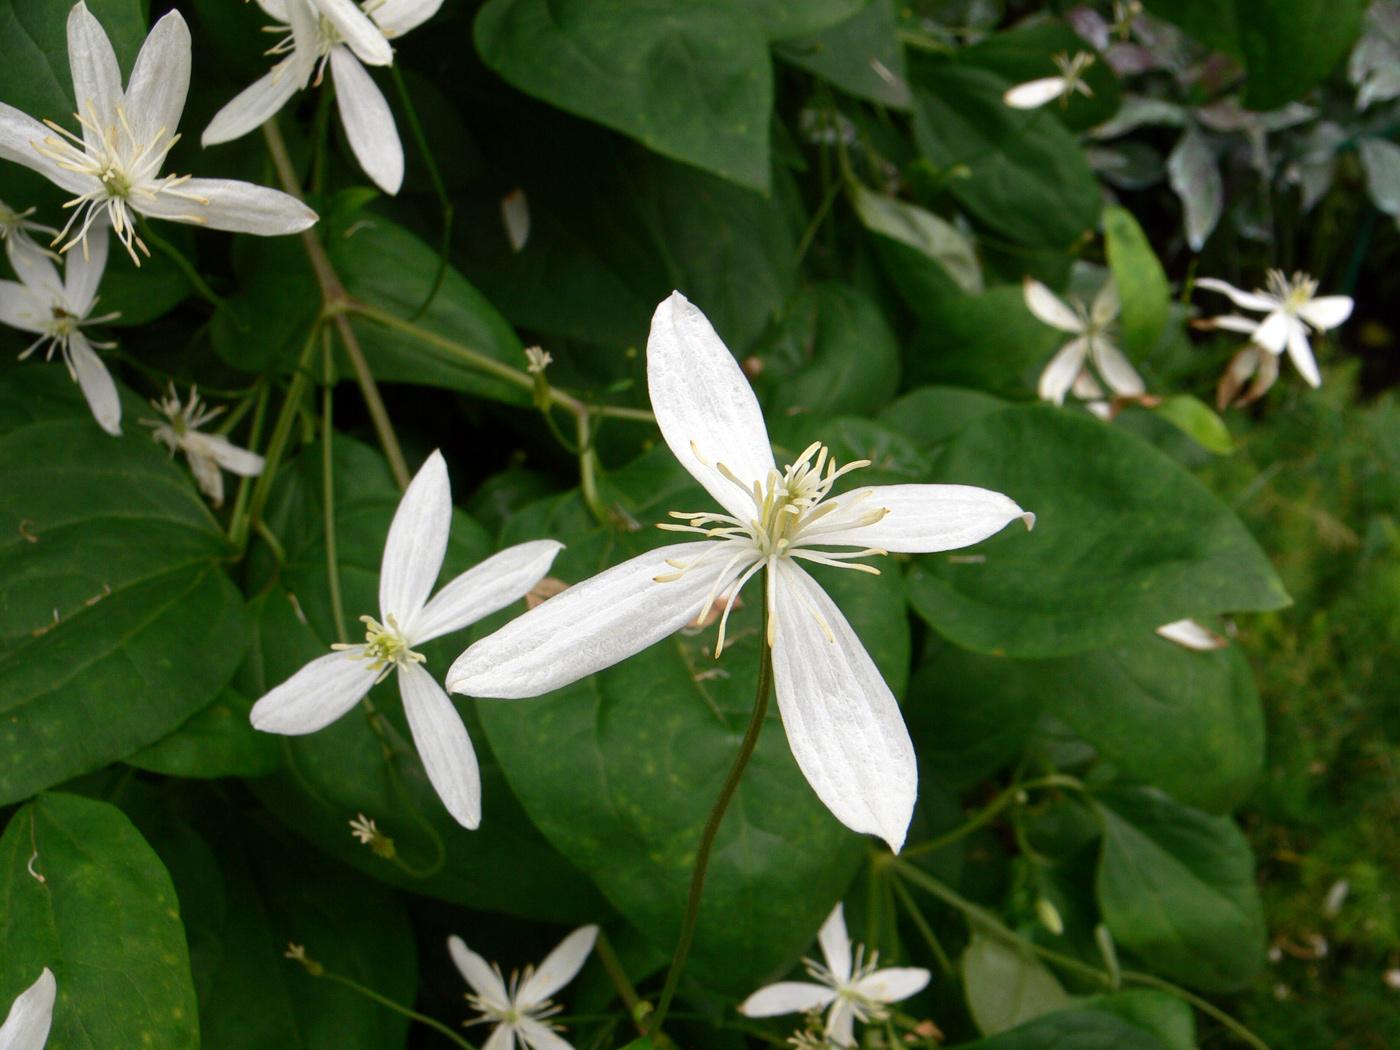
left=0, top=199, right=56, bottom=260
left=0, top=3, right=317, bottom=263
left=1, top=968, right=56, bottom=1050
left=1, top=221, right=121, bottom=434
left=203, top=0, right=444, bottom=195
left=447, top=291, right=1033, bottom=852
left=1196, top=271, right=1352, bottom=391
left=1003, top=51, right=1096, bottom=109
left=249, top=450, right=563, bottom=828
left=449, top=925, right=598, bottom=1050
left=142, top=384, right=265, bottom=506
left=1024, top=277, right=1145, bottom=407
left=738, top=903, right=929, bottom=1047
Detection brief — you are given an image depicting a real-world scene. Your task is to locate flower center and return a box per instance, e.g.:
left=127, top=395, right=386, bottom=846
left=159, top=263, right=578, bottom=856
left=1266, top=269, right=1319, bottom=313
left=46, top=306, right=77, bottom=339
left=465, top=965, right=564, bottom=1031
left=332, top=614, right=425, bottom=682
left=804, top=944, right=889, bottom=1025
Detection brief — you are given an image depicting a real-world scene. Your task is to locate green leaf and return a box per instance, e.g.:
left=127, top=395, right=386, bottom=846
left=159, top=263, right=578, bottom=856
left=902, top=287, right=1061, bottom=395
left=474, top=0, right=773, bottom=191
left=877, top=386, right=1009, bottom=455
left=0, top=375, right=250, bottom=804
left=1151, top=395, right=1235, bottom=455
left=1103, top=206, right=1169, bottom=359
left=776, top=0, right=911, bottom=108
left=747, top=0, right=868, bottom=40
left=962, top=931, right=1072, bottom=1036
left=957, top=1009, right=1173, bottom=1050
left=1093, top=786, right=1266, bottom=992
left=1079, top=990, right=1197, bottom=1050
left=0, top=792, right=199, bottom=1050
left=851, top=184, right=983, bottom=295
left=125, top=688, right=280, bottom=779
left=905, top=405, right=1291, bottom=658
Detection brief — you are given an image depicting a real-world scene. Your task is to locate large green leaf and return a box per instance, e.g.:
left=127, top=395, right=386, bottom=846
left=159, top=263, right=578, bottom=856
left=0, top=792, right=199, bottom=1050
left=905, top=405, right=1290, bottom=657
left=125, top=688, right=280, bottom=779
left=1093, top=787, right=1266, bottom=992
left=474, top=0, right=773, bottom=191
left=957, top=1010, right=1172, bottom=1050
left=0, top=370, right=250, bottom=804
left=962, top=931, right=1071, bottom=1036
left=901, top=287, right=1060, bottom=395
left=776, top=0, right=911, bottom=108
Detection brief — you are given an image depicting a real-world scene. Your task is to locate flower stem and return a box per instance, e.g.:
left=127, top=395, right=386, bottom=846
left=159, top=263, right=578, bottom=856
left=225, top=383, right=270, bottom=546
left=299, top=962, right=477, bottom=1050
left=576, top=409, right=609, bottom=525
left=593, top=929, right=681, bottom=1050
left=135, top=217, right=228, bottom=313
left=389, top=63, right=454, bottom=320
left=650, top=640, right=774, bottom=1035
left=322, top=331, right=348, bottom=644
left=901, top=774, right=1083, bottom=858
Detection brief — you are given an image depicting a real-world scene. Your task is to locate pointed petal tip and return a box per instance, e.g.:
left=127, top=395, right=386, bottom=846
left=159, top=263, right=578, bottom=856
left=1020, top=511, right=1036, bottom=531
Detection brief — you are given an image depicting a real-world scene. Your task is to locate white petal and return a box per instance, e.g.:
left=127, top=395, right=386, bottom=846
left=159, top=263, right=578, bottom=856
left=447, top=541, right=744, bottom=698
left=769, top=560, right=917, bottom=853
left=410, top=539, right=563, bottom=643
left=1296, top=295, right=1353, bottom=331
left=371, top=0, right=445, bottom=37
left=483, top=1024, right=517, bottom=1050
left=187, top=449, right=225, bottom=505
left=310, top=0, right=393, bottom=65
left=1195, top=278, right=1278, bottom=314
left=64, top=220, right=108, bottom=315
left=398, top=664, right=480, bottom=828
left=1089, top=339, right=1145, bottom=397
left=1022, top=279, right=1084, bottom=332
left=0, top=105, right=94, bottom=196
left=1285, top=319, right=1321, bottom=387
left=516, top=1018, right=576, bottom=1050
left=1037, top=336, right=1089, bottom=405
left=518, top=925, right=598, bottom=1006
left=1251, top=310, right=1290, bottom=354
left=259, top=0, right=290, bottom=22
left=202, top=65, right=304, bottom=146
left=737, top=982, right=838, bottom=1017
left=825, top=999, right=856, bottom=1047
left=1155, top=619, right=1227, bottom=651
left=818, top=902, right=852, bottom=983
left=1003, top=77, right=1068, bottom=109
left=647, top=291, right=775, bottom=519
left=67, top=1, right=124, bottom=151
left=202, top=434, right=266, bottom=477
left=0, top=968, right=56, bottom=1050
left=1208, top=314, right=1260, bottom=334
left=380, top=449, right=451, bottom=621
left=0, top=280, right=47, bottom=334
left=330, top=47, right=403, bottom=195
left=814, top=484, right=1032, bottom=555
left=854, top=967, right=930, bottom=1004
left=448, top=936, right=510, bottom=1004
left=248, top=651, right=377, bottom=733
left=136, top=178, right=318, bottom=235
left=1090, top=279, right=1120, bottom=326
left=67, top=330, right=121, bottom=435
left=123, top=10, right=191, bottom=149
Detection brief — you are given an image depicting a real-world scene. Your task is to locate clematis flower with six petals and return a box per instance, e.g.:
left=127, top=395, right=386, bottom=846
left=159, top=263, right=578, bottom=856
left=738, top=903, right=929, bottom=1047
left=143, top=384, right=265, bottom=506
left=1023, top=277, right=1145, bottom=408
left=0, top=3, right=317, bottom=263
left=1, top=968, right=56, bottom=1050
left=249, top=450, right=563, bottom=829
left=447, top=291, right=1033, bottom=852
left=449, top=925, right=598, bottom=1050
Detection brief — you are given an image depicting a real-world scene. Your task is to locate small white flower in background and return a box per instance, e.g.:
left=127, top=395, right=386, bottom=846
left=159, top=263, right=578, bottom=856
left=524, top=347, right=552, bottom=374
left=0, top=968, right=56, bottom=1050
left=1323, top=878, right=1351, bottom=918
left=738, top=903, right=930, bottom=1047
left=1156, top=618, right=1227, bottom=651
left=0, top=220, right=121, bottom=435
left=1024, top=277, right=1145, bottom=408
left=448, top=291, right=1033, bottom=853
left=0, top=200, right=55, bottom=260
left=449, top=925, right=598, bottom=1050
left=249, top=450, right=562, bottom=829
left=1003, top=51, right=1096, bottom=110
left=501, top=188, right=530, bottom=252
left=143, top=384, right=265, bottom=506
left=203, top=0, right=445, bottom=195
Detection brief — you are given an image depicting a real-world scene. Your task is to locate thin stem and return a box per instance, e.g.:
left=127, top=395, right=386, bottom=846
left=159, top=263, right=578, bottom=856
left=389, top=64, right=455, bottom=320
left=593, top=930, right=681, bottom=1050
left=794, top=176, right=844, bottom=271
left=651, top=639, right=774, bottom=1035
left=322, top=331, right=348, bottom=644
left=889, top=873, right=954, bottom=976
left=225, top=383, right=270, bottom=545
left=254, top=518, right=287, bottom=564
left=310, top=968, right=478, bottom=1050
left=136, top=218, right=228, bottom=312
left=902, top=775, right=1083, bottom=858
left=577, top=409, right=609, bottom=524
left=310, top=84, right=335, bottom=198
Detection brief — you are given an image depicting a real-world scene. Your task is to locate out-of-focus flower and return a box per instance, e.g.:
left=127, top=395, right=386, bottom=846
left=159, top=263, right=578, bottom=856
left=1156, top=619, right=1227, bottom=651
left=0, top=200, right=54, bottom=260
left=0, top=968, right=56, bottom=1050
left=1003, top=51, right=1096, bottom=109
left=144, top=384, right=265, bottom=506
left=1024, top=277, right=1145, bottom=407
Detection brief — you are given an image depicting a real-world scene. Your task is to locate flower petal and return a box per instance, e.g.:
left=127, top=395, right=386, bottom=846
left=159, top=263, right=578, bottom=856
left=518, top=925, right=598, bottom=1006
left=736, top=982, right=838, bottom=1018
left=0, top=280, right=47, bottom=334
left=8, top=234, right=63, bottom=299
left=517, top=1018, right=577, bottom=1050
left=1155, top=618, right=1227, bottom=651
left=1002, top=77, right=1067, bottom=109
left=311, top=0, right=393, bottom=65
left=136, top=178, right=318, bottom=235
left=1251, top=310, right=1290, bottom=354
left=813, top=484, right=1032, bottom=554
left=1037, top=336, right=1089, bottom=405
left=371, top=0, right=445, bottom=37
left=854, top=967, right=930, bottom=1004
left=818, top=902, right=852, bottom=983
left=647, top=291, right=775, bottom=519
left=1208, top=314, right=1260, bottom=334
left=0, top=968, right=56, bottom=1050
left=769, top=560, right=918, bottom=852
left=398, top=663, right=480, bottom=828
left=1022, top=278, right=1083, bottom=332
left=1089, top=338, right=1145, bottom=397
left=379, top=449, right=451, bottom=621
left=202, top=434, right=266, bottom=477
left=410, top=538, right=563, bottom=643
left=249, top=650, right=377, bottom=733
left=68, top=1, right=124, bottom=150
left=123, top=9, right=191, bottom=149
left=67, top=330, right=122, bottom=435
left=64, top=219, right=109, bottom=315
left=1090, top=278, right=1119, bottom=326
left=202, top=65, right=304, bottom=146
left=1285, top=318, right=1321, bottom=387
left=483, top=1024, right=517, bottom=1050
left=447, top=541, right=742, bottom=698
left=1195, top=278, right=1277, bottom=314
left=330, top=47, right=404, bottom=195
left=1297, top=295, right=1353, bottom=331
left=0, top=105, right=93, bottom=196
left=448, top=935, right=510, bottom=1004
left=825, top=999, right=856, bottom=1047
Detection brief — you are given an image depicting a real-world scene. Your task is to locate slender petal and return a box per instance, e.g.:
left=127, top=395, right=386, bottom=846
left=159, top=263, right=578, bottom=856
left=518, top=925, right=599, bottom=1006
left=410, top=539, right=563, bottom=643
left=64, top=221, right=108, bottom=315
left=187, top=445, right=226, bottom=504
left=448, top=936, right=510, bottom=1005
left=330, top=47, right=404, bottom=195
left=202, top=434, right=266, bottom=476
left=0, top=968, right=56, bottom=1050
left=310, top=0, right=393, bottom=65
left=68, top=1, right=124, bottom=150
left=1022, top=279, right=1084, bottom=332
left=135, top=178, right=318, bottom=234
left=1209, top=314, right=1260, bottom=334
left=202, top=65, right=303, bottom=146
left=769, top=561, right=917, bottom=852
left=854, top=967, right=930, bottom=1003
left=68, top=330, right=122, bottom=435
left=1037, top=336, right=1089, bottom=404
left=1296, top=295, right=1353, bottom=331
left=516, top=1018, right=577, bottom=1050
left=1195, top=278, right=1277, bottom=313
left=123, top=10, right=191, bottom=149
left=826, top=1000, right=856, bottom=1047
left=819, top=903, right=852, bottom=983
left=9, top=235, right=63, bottom=298
left=1090, top=279, right=1119, bottom=327
left=371, top=0, right=445, bottom=37
left=1241, top=347, right=1280, bottom=404
left=736, top=982, right=838, bottom=1017
left=379, top=449, right=452, bottom=622
left=0, top=105, right=94, bottom=195
left=1285, top=319, right=1321, bottom=387
left=447, top=541, right=742, bottom=698
left=482, top=1025, right=517, bottom=1050
left=1156, top=618, right=1227, bottom=650
left=1251, top=310, right=1291, bottom=354
left=1003, top=77, right=1068, bottom=109
left=1217, top=344, right=1261, bottom=409
left=398, top=663, right=481, bottom=829
left=813, top=484, right=1032, bottom=554
left=259, top=0, right=290, bottom=20
left=248, top=651, right=377, bottom=733
left=648, top=291, right=775, bottom=519
left=0, top=281, right=46, bottom=333
left=1089, top=338, right=1145, bottom=397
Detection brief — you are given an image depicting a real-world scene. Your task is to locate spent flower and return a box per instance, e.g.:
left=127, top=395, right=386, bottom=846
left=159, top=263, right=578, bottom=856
left=1024, top=277, right=1145, bottom=408
left=0, top=969, right=56, bottom=1050
left=1003, top=51, right=1096, bottom=109
left=143, top=384, right=265, bottom=506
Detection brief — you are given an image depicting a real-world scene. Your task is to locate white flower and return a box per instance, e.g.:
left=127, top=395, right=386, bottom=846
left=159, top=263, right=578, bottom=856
left=0, top=221, right=121, bottom=434
left=1196, top=271, right=1352, bottom=391
left=449, top=925, right=598, bottom=1050
left=524, top=346, right=551, bottom=374
left=1024, top=277, right=1145, bottom=407
left=0, top=968, right=56, bottom=1050
left=0, top=3, right=317, bottom=263
left=248, top=450, right=563, bottom=828
left=446, top=291, right=1033, bottom=852
left=1155, top=618, right=1227, bottom=651
left=0, top=199, right=55, bottom=260
left=738, top=904, right=929, bottom=1047
left=1003, top=51, right=1096, bottom=109
left=142, top=384, right=265, bottom=506
left=202, top=0, right=444, bottom=195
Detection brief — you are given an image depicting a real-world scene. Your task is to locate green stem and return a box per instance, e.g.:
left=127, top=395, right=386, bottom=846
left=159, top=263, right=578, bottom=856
left=226, top=383, right=270, bottom=545
left=389, top=64, right=454, bottom=320
left=309, top=967, right=478, bottom=1050
left=310, top=85, right=335, bottom=199
left=650, top=639, right=774, bottom=1035
left=889, top=872, right=954, bottom=977
left=135, top=218, right=228, bottom=312
left=322, top=331, right=348, bottom=644
left=794, top=176, right=844, bottom=271
left=577, top=409, right=609, bottom=524
left=593, top=930, right=681, bottom=1050
left=254, top=518, right=287, bottom=564
left=902, top=775, right=1083, bottom=858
